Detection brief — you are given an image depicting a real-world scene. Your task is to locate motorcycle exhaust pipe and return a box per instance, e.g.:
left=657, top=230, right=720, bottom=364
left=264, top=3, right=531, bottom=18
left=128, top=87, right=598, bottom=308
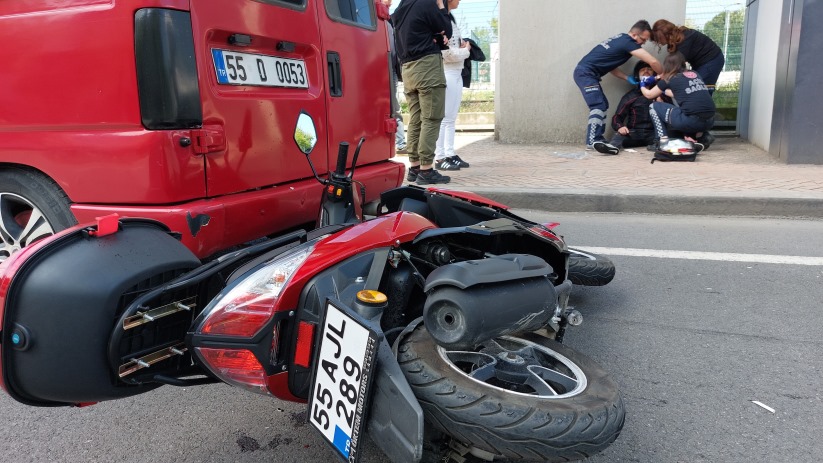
left=422, top=254, right=558, bottom=350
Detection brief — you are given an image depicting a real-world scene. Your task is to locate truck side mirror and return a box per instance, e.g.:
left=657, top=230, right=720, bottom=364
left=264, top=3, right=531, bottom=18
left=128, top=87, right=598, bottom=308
left=294, top=112, right=317, bottom=154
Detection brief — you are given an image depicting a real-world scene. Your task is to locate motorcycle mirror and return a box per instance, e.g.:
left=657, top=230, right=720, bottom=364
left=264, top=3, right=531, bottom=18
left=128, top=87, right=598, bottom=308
left=294, top=112, right=317, bottom=155
left=294, top=111, right=324, bottom=184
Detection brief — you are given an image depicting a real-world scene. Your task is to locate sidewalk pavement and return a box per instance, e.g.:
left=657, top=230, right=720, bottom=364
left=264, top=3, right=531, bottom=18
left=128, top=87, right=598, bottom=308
left=396, top=133, right=823, bottom=218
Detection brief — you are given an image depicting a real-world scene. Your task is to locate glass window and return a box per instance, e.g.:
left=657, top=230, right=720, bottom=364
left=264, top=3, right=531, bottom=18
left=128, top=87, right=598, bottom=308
left=257, top=0, right=306, bottom=8
left=326, top=0, right=375, bottom=29
left=686, top=0, right=746, bottom=133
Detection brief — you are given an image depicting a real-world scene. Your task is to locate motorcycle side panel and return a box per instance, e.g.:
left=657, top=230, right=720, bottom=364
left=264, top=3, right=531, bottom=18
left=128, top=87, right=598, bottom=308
left=367, top=339, right=424, bottom=463
left=1, top=220, right=200, bottom=406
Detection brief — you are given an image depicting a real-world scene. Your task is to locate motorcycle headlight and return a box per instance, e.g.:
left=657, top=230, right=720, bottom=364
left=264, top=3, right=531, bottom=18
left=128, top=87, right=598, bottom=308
left=195, top=244, right=314, bottom=337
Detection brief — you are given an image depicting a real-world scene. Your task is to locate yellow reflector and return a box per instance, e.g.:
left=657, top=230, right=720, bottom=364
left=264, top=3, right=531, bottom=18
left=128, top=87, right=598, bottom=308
left=356, top=290, right=387, bottom=304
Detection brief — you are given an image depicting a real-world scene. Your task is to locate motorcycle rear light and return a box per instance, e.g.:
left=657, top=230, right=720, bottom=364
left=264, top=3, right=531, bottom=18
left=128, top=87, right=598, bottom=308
left=199, top=294, right=277, bottom=337
left=529, top=225, right=560, bottom=240
left=294, top=321, right=316, bottom=368
left=73, top=402, right=98, bottom=408
left=195, top=245, right=313, bottom=337
left=196, top=347, right=270, bottom=396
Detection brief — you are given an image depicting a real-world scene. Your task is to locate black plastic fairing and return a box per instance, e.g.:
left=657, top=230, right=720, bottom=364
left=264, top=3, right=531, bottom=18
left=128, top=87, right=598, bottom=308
left=1, top=220, right=200, bottom=406
left=412, top=219, right=568, bottom=284
left=423, top=253, right=551, bottom=291
left=380, top=187, right=568, bottom=282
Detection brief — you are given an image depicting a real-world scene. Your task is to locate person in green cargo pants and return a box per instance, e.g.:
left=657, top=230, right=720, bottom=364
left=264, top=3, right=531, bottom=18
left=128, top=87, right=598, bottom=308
left=392, top=0, right=451, bottom=185
left=403, top=54, right=447, bottom=184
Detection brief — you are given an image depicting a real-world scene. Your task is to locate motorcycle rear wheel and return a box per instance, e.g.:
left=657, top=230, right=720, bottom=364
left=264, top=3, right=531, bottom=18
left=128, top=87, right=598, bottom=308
left=567, top=248, right=615, bottom=286
left=398, top=326, right=625, bottom=462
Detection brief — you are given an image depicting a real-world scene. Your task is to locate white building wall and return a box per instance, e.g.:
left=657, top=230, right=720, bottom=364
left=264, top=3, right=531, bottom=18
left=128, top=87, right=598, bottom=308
left=497, top=0, right=686, bottom=144
left=745, top=0, right=783, bottom=151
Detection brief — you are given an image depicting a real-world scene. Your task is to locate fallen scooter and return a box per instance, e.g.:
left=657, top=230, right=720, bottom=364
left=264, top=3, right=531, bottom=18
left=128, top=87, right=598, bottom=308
left=0, top=112, right=623, bottom=462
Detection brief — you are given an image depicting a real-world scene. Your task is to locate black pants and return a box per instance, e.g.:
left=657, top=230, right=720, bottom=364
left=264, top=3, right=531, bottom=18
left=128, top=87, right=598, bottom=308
left=609, top=131, right=655, bottom=148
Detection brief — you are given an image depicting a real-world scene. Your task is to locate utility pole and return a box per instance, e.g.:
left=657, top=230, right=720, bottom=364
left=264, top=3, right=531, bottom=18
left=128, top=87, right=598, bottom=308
left=723, top=9, right=730, bottom=72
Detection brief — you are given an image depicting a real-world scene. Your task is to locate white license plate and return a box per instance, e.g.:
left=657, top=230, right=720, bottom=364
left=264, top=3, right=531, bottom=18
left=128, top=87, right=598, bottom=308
left=308, top=300, right=380, bottom=462
left=211, top=49, right=308, bottom=88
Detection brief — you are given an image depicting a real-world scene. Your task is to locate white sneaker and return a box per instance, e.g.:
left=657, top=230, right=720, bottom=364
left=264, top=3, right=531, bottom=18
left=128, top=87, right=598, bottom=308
left=434, top=158, right=461, bottom=171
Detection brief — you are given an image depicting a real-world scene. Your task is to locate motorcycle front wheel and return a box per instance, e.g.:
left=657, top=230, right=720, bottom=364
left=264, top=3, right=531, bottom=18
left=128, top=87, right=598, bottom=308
left=567, top=248, right=615, bottom=286
left=398, top=326, right=625, bottom=462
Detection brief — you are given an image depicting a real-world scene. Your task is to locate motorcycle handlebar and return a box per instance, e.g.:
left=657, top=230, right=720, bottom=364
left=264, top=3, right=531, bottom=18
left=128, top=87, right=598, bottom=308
left=335, top=142, right=349, bottom=177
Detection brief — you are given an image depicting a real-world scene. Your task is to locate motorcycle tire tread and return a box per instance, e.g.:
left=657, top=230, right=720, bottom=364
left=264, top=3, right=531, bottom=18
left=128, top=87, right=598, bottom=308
left=397, top=327, right=626, bottom=462
left=567, top=249, right=616, bottom=286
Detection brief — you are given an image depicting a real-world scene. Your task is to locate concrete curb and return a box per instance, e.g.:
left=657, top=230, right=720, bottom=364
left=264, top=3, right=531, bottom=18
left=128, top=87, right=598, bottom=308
left=469, top=188, right=823, bottom=218
left=396, top=132, right=823, bottom=219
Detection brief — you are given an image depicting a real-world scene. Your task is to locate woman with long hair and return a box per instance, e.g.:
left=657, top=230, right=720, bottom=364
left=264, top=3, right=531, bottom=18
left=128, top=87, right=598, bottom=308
left=433, top=0, right=471, bottom=172
left=640, top=52, right=716, bottom=151
left=652, top=19, right=725, bottom=95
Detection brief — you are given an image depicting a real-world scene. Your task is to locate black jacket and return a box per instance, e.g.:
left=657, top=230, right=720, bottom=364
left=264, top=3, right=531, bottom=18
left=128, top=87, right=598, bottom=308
left=611, top=88, right=655, bottom=140
left=392, top=0, right=452, bottom=64
left=461, top=38, right=486, bottom=88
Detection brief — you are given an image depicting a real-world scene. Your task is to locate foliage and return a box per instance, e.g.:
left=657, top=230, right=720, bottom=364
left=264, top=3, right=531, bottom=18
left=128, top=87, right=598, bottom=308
left=467, top=17, right=498, bottom=81
left=713, top=80, right=740, bottom=109
left=399, top=89, right=494, bottom=114
left=702, top=10, right=745, bottom=71
left=294, top=127, right=316, bottom=153
left=397, top=14, right=498, bottom=113
left=460, top=89, right=494, bottom=112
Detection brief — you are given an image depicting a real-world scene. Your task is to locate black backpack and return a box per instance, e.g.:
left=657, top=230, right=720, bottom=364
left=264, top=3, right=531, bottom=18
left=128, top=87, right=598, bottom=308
left=651, top=139, right=698, bottom=163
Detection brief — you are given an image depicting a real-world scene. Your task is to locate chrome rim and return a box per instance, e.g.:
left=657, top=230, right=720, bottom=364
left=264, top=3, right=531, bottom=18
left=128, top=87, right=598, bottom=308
left=437, top=336, right=587, bottom=398
left=568, top=248, right=597, bottom=260
left=0, top=192, right=55, bottom=261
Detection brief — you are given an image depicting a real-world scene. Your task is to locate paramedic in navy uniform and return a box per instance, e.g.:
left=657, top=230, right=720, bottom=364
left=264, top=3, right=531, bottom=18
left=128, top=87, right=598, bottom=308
left=573, top=20, right=662, bottom=150
left=641, top=51, right=716, bottom=148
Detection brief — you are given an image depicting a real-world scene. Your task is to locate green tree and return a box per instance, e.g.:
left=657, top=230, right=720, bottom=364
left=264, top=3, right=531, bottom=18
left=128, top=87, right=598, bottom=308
left=702, top=10, right=745, bottom=71
left=294, top=127, right=316, bottom=153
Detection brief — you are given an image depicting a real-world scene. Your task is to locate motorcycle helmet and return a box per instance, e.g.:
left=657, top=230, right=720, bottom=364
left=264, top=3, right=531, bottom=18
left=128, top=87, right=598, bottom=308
left=658, top=138, right=696, bottom=154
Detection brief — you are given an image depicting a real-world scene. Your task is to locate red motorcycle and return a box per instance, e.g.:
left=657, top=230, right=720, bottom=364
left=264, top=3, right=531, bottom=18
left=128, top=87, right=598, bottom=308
left=0, top=114, right=622, bottom=462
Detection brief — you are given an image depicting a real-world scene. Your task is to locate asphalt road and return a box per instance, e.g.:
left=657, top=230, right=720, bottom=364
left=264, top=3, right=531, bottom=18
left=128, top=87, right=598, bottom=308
left=1, top=212, right=821, bottom=462
left=532, top=212, right=823, bottom=463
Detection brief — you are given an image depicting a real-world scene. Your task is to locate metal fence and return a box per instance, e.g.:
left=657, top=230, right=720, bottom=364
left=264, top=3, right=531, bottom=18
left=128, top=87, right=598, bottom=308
left=686, top=0, right=746, bottom=129
left=451, top=0, right=497, bottom=89
left=399, top=1, right=746, bottom=124
left=392, top=0, right=498, bottom=112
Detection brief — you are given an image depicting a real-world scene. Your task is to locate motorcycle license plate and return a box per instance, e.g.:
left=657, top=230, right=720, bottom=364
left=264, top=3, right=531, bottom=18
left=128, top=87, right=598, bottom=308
left=308, top=299, right=380, bottom=462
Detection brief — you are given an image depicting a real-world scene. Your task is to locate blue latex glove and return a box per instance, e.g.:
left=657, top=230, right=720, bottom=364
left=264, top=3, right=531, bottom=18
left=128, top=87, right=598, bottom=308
left=627, top=75, right=639, bottom=85
left=640, top=75, right=657, bottom=88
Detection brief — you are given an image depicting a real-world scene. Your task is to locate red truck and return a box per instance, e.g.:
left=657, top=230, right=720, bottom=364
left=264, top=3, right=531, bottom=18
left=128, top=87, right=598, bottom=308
left=0, top=0, right=403, bottom=259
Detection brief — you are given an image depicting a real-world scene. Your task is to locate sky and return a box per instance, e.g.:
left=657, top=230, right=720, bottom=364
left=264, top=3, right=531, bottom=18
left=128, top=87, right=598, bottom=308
left=389, top=0, right=499, bottom=37
left=686, top=0, right=746, bottom=28
left=388, top=0, right=747, bottom=37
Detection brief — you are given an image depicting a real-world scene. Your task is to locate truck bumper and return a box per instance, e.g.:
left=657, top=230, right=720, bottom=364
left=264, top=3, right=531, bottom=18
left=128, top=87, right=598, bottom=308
left=71, top=161, right=405, bottom=258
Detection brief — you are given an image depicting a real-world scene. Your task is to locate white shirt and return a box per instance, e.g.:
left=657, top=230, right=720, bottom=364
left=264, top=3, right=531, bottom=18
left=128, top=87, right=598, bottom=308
left=442, top=17, right=470, bottom=71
